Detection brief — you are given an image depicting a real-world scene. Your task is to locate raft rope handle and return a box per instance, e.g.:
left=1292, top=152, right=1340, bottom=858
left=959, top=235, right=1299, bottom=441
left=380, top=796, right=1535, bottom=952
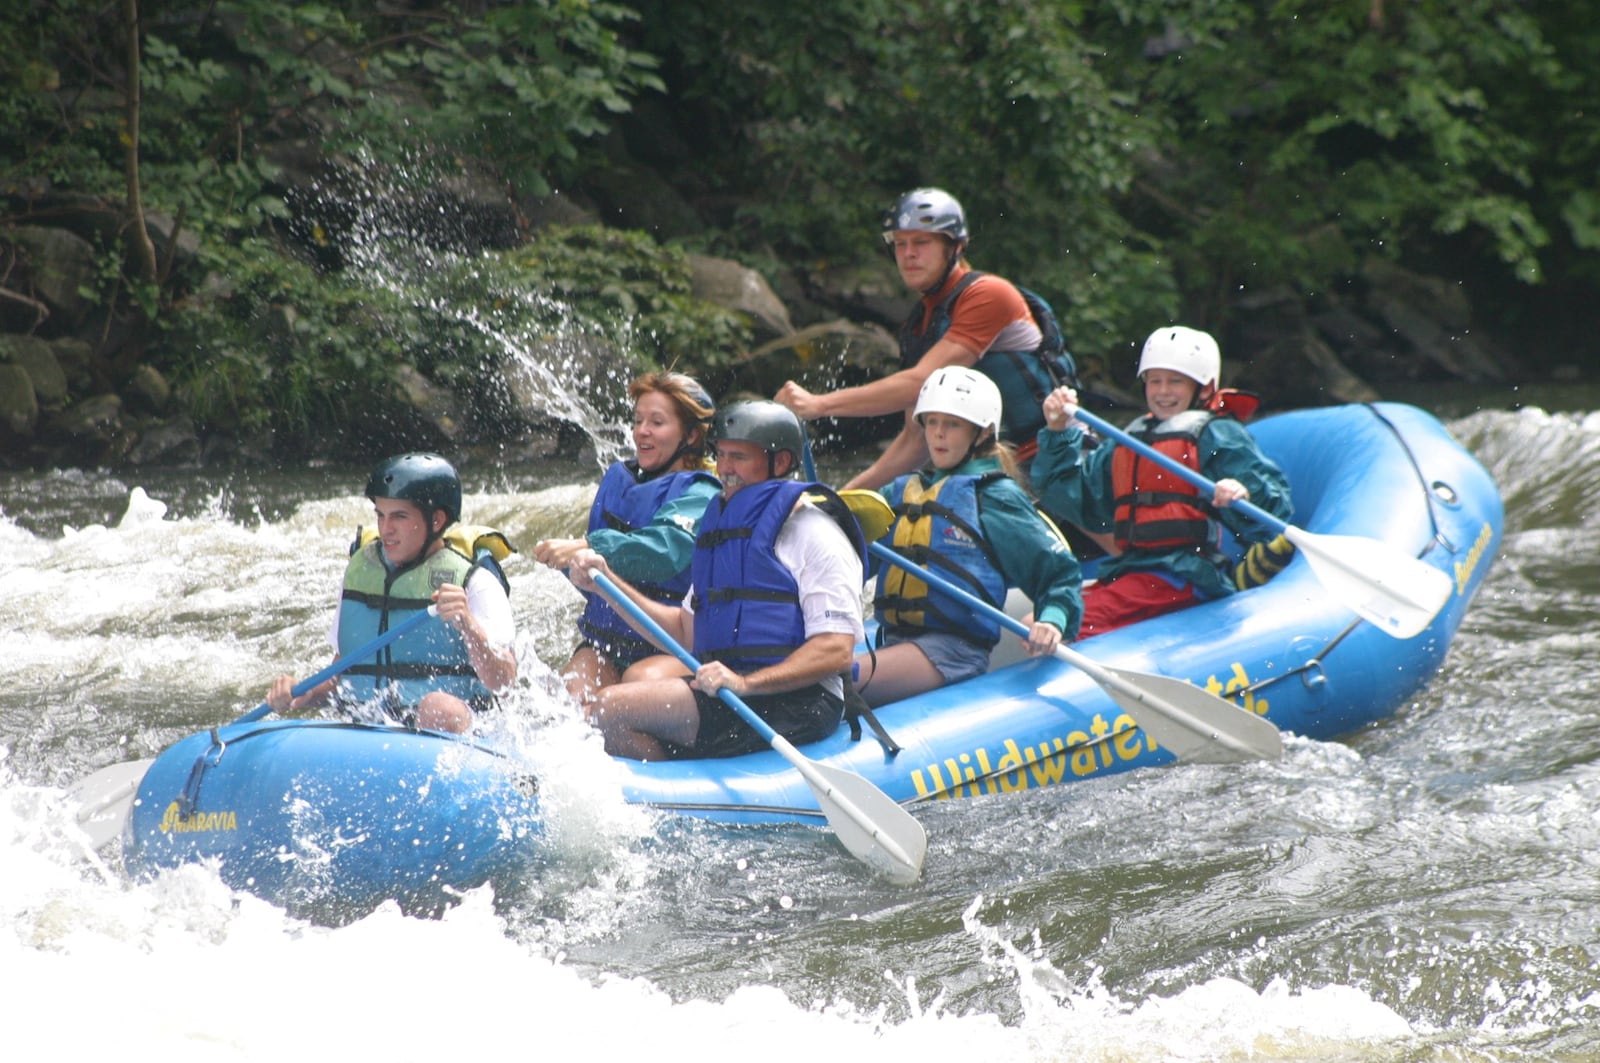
left=174, top=720, right=531, bottom=819
left=1364, top=403, right=1457, bottom=555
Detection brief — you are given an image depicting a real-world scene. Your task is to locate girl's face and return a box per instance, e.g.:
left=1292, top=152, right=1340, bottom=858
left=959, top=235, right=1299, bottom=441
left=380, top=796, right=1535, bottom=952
left=633, top=390, right=689, bottom=472
left=1142, top=369, right=1201, bottom=419
left=921, top=412, right=981, bottom=470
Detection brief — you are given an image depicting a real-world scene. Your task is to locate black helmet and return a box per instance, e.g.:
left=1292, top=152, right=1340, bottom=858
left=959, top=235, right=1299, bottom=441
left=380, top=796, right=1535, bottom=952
left=711, top=400, right=805, bottom=477
left=365, top=452, right=462, bottom=526
left=880, top=187, right=968, bottom=246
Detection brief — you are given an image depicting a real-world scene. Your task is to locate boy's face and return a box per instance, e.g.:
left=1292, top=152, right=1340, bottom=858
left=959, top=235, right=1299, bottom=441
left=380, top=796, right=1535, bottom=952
left=372, top=497, right=436, bottom=565
left=1142, top=369, right=1201, bottom=419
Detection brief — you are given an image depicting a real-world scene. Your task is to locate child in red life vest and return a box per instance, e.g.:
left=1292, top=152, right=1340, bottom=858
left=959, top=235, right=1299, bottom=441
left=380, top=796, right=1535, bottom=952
left=1032, top=326, right=1293, bottom=637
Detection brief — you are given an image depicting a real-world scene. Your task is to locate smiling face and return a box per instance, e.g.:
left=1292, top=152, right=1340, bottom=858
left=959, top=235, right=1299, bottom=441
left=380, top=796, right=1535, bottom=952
left=633, top=389, right=690, bottom=473
left=890, top=230, right=957, bottom=293
left=920, top=411, right=982, bottom=470
left=713, top=439, right=788, bottom=499
left=371, top=497, right=439, bottom=566
left=1142, top=368, right=1203, bottom=420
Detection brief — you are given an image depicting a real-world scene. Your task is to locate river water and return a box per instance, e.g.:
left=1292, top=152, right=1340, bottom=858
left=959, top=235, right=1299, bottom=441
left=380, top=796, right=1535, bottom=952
left=3, top=397, right=1597, bottom=1060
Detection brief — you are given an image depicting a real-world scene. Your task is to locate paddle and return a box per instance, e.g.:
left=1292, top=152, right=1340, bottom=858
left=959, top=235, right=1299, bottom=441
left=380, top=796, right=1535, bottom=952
left=865, top=538, right=1283, bottom=764
left=586, top=567, right=927, bottom=885
left=68, top=604, right=443, bottom=849
left=1071, top=408, right=1453, bottom=640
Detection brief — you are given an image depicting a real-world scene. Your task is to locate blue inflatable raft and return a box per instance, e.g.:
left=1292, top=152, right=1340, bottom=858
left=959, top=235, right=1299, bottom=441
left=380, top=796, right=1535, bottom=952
left=120, top=402, right=1502, bottom=915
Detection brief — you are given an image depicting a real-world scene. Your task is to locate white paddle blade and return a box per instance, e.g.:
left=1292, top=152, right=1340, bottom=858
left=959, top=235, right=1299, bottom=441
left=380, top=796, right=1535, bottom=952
left=1098, top=664, right=1283, bottom=764
left=1284, top=527, right=1453, bottom=639
left=801, top=758, right=927, bottom=885
left=68, top=758, right=151, bottom=849
left=1043, top=646, right=1282, bottom=764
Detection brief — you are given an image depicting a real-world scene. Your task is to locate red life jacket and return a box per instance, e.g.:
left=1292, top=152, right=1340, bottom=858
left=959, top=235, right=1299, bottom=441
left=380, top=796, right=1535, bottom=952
left=1109, top=389, right=1259, bottom=552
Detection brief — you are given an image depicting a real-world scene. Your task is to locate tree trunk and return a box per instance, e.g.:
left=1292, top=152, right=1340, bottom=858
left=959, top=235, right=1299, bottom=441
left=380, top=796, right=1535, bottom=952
left=124, top=0, right=159, bottom=288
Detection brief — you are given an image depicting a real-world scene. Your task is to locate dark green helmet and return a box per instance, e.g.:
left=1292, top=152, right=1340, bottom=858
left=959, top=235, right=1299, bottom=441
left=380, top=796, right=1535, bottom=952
left=711, top=400, right=805, bottom=476
left=365, top=452, right=462, bottom=526
left=880, top=187, right=968, bottom=246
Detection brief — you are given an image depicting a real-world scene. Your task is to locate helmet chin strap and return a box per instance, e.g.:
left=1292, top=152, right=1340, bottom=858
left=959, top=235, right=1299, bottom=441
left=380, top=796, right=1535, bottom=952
left=920, top=239, right=966, bottom=296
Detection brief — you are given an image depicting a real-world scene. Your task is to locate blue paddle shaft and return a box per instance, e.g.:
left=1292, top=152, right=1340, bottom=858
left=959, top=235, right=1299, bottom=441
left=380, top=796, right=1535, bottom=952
left=1073, top=408, right=1287, bottom=536
left=235, top=605, right=440, bottom=725
left=588, top=569, right=779, bottom=744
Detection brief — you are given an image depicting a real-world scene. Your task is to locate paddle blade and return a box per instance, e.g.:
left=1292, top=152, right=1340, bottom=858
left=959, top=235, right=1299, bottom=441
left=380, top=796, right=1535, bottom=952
left=1097, top=664, right=1283, bottom=764
left=801, top=758, right=927, bottom=885
left=68, top=758, right=151, bottom=849
left=1284, top=527, right=1453, bottom=639
left=836, top=489, right=897, bottom=542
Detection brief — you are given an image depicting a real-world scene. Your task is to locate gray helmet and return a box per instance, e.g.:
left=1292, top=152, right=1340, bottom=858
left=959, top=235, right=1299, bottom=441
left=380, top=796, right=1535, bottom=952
left=880, top=187, right=969, bottom=246
left=365, top=452, right=462, bottom=526
left=711, top=400, right=805, bottom=477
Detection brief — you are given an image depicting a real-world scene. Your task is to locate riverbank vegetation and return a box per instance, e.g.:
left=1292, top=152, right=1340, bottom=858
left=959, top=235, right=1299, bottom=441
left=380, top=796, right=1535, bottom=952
left=2, top=0, right=1595, bottom=467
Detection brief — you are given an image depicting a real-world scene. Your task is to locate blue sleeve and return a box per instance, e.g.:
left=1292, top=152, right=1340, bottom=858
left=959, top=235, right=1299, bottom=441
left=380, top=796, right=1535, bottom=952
left=979, top=479, right=1085, bottom=639
left=588, top=478, right=719, bottom=583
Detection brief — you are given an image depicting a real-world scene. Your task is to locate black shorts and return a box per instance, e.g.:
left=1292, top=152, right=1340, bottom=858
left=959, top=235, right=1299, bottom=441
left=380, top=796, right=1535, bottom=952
left=662, top=682, right=844, bottom=760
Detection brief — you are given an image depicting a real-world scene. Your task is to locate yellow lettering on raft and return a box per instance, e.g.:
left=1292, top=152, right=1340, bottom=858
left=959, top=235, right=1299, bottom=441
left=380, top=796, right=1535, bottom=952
left=908, top=711, right=1153, bottom=800
left=1454, top=522, right=1493, bottom=596
left=158, top=801, right=239, bottom=834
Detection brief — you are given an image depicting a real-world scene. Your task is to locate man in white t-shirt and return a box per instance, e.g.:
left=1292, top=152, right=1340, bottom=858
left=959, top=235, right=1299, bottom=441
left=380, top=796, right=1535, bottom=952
left=266, top=452, right=517, bottom=735
left=573, top=401, right=866, bottom=760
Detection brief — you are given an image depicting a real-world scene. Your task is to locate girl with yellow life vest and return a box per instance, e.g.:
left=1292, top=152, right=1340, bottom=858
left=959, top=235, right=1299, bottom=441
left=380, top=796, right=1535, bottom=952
left=265, top=452, right=518, bottom=734
left=1033, top=325, right=1294, bottom=638
left=854, top=366, right=1084, bottom=708
left=533, top=372, right=720, bottom=704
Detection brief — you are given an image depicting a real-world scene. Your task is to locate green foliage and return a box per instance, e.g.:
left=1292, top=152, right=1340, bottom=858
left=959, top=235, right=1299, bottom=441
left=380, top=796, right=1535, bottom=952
left=167, top=235, right=415, bottom=440
left=424, top=225, right=752, bottom=378
left=1091, top=0, right=1564, bottom=302
left=628, top=0, right=1172, bottom=366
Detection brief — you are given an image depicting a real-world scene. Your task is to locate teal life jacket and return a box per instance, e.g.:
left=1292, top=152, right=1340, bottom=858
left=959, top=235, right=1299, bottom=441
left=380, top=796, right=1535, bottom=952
left=337, top=536, right=504, bottom=708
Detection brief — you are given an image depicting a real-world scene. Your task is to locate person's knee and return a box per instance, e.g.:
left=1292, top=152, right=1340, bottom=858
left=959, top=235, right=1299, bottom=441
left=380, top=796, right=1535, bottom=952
left=415, top=691, right=473, bottom=733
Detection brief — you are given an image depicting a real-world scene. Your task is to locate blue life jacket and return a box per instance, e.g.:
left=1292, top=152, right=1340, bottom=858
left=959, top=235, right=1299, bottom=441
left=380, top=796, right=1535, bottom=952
left=691, top=479, right=865, bottom=672
left=337, top=540, right=493, bottom=707
left=899, top=271, right=1077, bottom=444
left=577, top=460, right=718, bottom=663
left=876, top=470, right=1009, bottom=648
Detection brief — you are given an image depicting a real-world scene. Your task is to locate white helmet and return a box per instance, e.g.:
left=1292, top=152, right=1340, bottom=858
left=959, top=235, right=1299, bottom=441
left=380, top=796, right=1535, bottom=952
left=1137, top=326, right=1221, bottom=389
left=914, top=366, right=1002, bottom=435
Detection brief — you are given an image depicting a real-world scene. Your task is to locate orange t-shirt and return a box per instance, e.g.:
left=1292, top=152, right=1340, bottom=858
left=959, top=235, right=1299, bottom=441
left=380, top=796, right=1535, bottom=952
left=912, top=269, right=1041, bottom=357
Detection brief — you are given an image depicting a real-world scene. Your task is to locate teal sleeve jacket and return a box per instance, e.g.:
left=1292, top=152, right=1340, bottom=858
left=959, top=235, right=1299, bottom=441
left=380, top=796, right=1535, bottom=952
left=587, top=477, right=720, bottom=585
left=1032, top=417, right=1292, bottom=599
left=975, top=472, right=1085, bottom=640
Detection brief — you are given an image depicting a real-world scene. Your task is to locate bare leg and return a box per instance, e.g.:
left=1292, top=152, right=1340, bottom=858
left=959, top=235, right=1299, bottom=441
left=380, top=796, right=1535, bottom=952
left=620, top=653, right=692, bottom=683
left=561, top=644, right=620, bottom=706
left=415, top=691, right=473, bottom=734
left=586, top=677, right=701, bottom=760
left=852, top=642, right=944, bottom=708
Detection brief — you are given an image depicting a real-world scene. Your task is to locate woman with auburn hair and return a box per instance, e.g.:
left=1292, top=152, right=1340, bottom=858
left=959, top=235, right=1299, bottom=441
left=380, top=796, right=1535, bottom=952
left=534, top=372, right=720, bottom=704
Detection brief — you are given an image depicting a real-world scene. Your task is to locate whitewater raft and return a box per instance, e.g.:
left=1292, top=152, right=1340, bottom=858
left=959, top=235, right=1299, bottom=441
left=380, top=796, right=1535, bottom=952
left=120, top=402, right=1502, bottom=914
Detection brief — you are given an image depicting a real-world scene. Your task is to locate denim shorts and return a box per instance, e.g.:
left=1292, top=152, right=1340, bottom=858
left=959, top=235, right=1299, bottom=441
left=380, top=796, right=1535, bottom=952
left=880, top=629, right=993, bottom=684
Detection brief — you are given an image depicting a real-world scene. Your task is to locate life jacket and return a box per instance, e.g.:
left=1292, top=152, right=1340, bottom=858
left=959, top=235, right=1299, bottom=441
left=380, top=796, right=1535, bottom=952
left=874, top=471, right=1009, bottom=648
left=1111, top=409, right=1228, bottom=554
left=577, top=460, right=718, bottom=661
left=337, top=524, right=513, bottom=707
left=899, top=271, right=1078, bottom=447
left=690, top=479, right=865, bottom=673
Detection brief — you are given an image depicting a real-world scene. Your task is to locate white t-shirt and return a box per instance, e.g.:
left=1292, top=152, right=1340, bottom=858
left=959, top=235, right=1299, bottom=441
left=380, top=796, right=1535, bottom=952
left=685, top=495, right=864, bottom=699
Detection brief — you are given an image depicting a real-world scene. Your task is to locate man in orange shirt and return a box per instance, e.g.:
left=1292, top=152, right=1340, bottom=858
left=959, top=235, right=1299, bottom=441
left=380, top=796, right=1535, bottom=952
left=776, top=187, right=1077, bottom=491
